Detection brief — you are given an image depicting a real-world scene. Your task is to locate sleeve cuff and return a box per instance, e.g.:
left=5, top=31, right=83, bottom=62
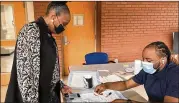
left=166, top=91, right=179, bottom=98
left=60, top=80, right=65, bottom=90
left=132, top=76, right=143, bottom=85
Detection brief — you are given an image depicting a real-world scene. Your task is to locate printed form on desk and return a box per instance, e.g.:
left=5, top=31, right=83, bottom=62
left=100, top=74, right=124, bottom=83
left=71, top=90, right=127, bottom=102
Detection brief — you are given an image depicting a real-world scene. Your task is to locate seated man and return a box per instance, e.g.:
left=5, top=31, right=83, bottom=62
left=95, top=41, right=179, bottom=102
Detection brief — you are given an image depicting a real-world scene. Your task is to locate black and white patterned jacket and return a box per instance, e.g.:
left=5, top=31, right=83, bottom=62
left=5, top=17, right=65, bottom=103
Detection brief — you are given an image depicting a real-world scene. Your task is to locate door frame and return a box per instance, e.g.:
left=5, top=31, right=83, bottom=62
left=24, top=1, right=35, bottom=23
left=95, top=1, right=101, bottom=52
left=61, top=2, right=100, bottom=76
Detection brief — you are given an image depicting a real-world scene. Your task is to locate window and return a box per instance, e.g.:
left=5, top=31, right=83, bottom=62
left=73, top=14, right=84, bottom=26
left=1, top=5, right=16, bottom=40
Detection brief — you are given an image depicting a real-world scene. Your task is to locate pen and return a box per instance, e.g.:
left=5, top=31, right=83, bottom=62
left=106, top=92, right=112, bottom=97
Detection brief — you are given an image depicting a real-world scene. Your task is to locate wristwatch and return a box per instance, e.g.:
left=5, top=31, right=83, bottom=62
left=127, top=99, right=132, bottom=103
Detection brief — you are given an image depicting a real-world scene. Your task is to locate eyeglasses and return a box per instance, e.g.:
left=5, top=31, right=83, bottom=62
left=56, top=16, right=68, bottom=28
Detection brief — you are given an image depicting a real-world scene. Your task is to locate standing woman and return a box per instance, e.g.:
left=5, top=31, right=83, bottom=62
left=5, top=1, right=72, bottom=103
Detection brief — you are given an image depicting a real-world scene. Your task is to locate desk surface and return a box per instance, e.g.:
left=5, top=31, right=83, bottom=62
left=63, top=63, right=148, bottom=102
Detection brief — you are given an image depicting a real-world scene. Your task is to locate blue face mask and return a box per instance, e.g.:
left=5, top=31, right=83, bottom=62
left=142, top=62, right=157, bottom=74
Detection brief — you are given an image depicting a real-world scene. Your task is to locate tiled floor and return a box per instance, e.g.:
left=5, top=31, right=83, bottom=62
left=1, top=86, right=8, bottom=102
left=1, top=54, right=14, bottom=102
left=1, top=54, right=14, bottom=72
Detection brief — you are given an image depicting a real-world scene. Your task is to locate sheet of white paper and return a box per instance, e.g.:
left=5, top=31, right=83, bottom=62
left=100, top=74, right=124, bottom=83
left=71, top=73, right=85, bottom=88
left=71, top=90, right=127, bottom=102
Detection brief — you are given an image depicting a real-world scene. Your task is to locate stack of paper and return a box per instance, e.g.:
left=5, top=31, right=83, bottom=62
left=100, top=74, right=124, bottom=83
left=71, top=90, right=127, bottom=102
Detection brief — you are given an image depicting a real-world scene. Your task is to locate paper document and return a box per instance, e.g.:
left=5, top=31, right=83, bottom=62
left=71, top=74, right=85, bottom=88
left=100, top=74, right=124, bottom=83
left=71, top=90, right=127, bottom=102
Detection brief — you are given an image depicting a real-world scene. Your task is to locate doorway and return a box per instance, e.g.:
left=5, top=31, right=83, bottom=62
left=63, top=2, right=96, bottom=75
left=1, top=2, right=26, bottom=102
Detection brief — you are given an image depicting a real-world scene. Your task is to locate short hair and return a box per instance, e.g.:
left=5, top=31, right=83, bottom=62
left=46, top=1, right=70, bottom=16
left=144, top=41, right=176, bottom=64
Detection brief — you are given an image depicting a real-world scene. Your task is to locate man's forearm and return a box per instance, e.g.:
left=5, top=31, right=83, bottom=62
left=112, top=99, right=144, bottom=103
left=106, top=81, right=127, bottom=91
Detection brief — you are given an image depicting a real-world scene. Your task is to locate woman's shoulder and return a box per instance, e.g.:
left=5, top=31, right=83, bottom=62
left=18, top=22, right=40, bottom=38
left=21, top=22, right=39, bottom=32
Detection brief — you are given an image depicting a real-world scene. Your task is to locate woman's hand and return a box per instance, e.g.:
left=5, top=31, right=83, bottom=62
left=94, top=83, right=108, bottom=95
left=61, top=85, right=72, bottom=94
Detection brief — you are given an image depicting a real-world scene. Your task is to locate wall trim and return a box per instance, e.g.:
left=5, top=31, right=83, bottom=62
left=25, top=1, right=35, bottom=23
left=96, top=1, right=101, bottom=52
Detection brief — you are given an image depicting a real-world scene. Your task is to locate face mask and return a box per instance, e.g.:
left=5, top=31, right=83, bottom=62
left=55, top=24, right=65, bottom=34
left=142, top=62, right=157, bottom=74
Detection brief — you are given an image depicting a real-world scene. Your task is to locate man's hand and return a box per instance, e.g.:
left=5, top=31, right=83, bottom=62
left=61, top=85, right=72, bottom=94
left=94, top=83, right=108, bottom=95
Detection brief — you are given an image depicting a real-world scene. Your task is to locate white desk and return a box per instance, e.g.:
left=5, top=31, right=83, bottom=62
left=63, top=63, right=148, bottom=102
left=115, top=73, right=148, bottom=101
